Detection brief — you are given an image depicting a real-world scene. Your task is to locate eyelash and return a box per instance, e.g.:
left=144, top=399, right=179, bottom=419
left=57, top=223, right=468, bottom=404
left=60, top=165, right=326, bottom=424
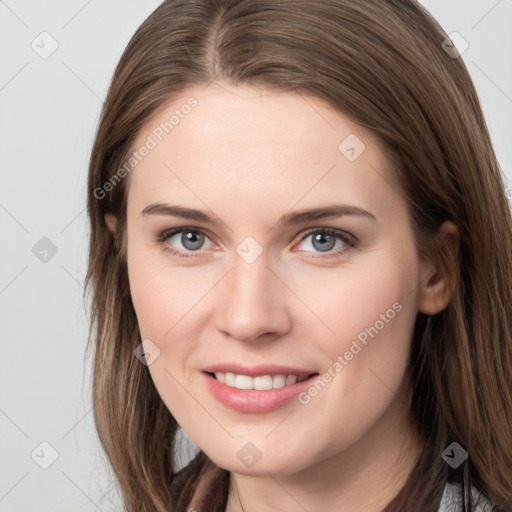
left=157, top=226, right=359, bottom=260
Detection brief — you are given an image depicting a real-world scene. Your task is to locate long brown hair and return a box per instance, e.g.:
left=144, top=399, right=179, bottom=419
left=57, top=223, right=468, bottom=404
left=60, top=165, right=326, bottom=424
left=84, top=1, right=512, bottom=510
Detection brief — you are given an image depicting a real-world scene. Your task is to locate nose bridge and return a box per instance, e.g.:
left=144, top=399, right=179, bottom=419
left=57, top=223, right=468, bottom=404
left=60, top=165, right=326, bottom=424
left=215, top=249, right=290, bottom=341
left=231, top=252, right=269, bottom=303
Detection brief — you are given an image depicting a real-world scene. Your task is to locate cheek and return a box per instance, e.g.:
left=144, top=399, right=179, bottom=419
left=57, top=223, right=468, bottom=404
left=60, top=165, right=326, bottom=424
left=306, top=259, right=419, bottom=404
left=127, top=248, right=203, bottom=417
left=128, top=272, right=169, bottom=339
left=299, top=262, right=415, bottom=350
left=295, top=269, right=418, bottom=446
left=127, top=243, right=216, bottom=344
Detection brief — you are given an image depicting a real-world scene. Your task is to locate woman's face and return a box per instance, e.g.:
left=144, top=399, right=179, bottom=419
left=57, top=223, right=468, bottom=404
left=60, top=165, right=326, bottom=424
left=117, top=83, right=447, bottom=476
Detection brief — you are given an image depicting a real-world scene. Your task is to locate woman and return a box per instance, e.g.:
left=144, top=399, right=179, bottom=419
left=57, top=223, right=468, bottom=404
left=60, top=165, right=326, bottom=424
left=85, top=1, right=512, bottom=510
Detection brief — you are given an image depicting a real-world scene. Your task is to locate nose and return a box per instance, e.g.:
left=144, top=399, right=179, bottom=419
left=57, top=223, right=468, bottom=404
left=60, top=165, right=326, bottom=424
left=214, top=254, right=292, bottom=343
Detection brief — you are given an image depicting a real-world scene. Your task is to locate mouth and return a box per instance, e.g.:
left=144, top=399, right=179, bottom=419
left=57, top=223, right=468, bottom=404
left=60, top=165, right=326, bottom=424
left=202, top=371, right=321, bottom=413
left=205, top=371, right=320, bottom=391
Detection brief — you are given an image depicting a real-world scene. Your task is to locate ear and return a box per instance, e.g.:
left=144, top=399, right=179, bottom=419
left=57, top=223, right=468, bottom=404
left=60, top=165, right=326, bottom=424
left=105, top=213, right=117, bottom=235
left=417, top=220, right=460, bottom=316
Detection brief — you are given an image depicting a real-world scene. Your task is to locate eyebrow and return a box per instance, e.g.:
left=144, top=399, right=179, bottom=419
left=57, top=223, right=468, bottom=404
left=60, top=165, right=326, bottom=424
left=140, top=202, right=377, bottom=228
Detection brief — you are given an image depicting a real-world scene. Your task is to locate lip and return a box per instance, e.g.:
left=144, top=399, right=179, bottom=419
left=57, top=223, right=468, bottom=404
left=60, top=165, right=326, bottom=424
left=202, top=371, right=320, bottom=413
left=202, top=363, right=316, bottom=378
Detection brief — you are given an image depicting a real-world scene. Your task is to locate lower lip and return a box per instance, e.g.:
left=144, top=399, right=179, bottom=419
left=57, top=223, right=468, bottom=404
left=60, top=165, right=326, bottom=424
left=202, top=372, right=320, bottom=413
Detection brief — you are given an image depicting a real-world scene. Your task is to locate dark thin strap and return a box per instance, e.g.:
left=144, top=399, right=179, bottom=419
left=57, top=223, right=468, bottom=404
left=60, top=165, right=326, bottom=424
left=462, top=457, right=470, bottom=512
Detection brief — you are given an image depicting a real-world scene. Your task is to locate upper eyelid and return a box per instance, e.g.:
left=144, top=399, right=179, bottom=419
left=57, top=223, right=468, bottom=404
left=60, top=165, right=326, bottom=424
left=160, top=226, right=215, bottom=244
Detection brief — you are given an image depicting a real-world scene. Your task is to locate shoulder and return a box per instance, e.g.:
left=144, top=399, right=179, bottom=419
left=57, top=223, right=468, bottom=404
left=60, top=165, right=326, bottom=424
left=437, top=482, right=495, bottom=512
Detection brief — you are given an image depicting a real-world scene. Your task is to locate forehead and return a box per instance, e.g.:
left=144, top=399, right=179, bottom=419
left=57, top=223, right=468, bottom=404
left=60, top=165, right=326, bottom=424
left=125, top=83, right=400, bottom=217
left=133, top=83, right=372, bottom=154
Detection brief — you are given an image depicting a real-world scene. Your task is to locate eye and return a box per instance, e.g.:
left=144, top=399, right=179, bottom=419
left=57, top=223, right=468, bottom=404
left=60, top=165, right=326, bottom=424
left=157, top=226, right=358, bottom=260
left=158, top=227, right=213, bottom=258
left=294, top=228, right=358, bottom=258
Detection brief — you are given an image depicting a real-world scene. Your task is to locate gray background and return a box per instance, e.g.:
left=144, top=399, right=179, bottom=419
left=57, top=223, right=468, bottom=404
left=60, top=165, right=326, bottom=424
left=0, top=1, right=511, bottom=510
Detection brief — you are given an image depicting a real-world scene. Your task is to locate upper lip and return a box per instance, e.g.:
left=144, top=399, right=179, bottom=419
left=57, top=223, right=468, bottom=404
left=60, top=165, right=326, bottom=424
left=202, top=363, right=318, bottom=378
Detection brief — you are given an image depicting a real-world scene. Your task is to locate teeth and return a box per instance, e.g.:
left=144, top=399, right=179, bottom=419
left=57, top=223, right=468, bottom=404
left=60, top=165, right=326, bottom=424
left=213, top=372, right=310, bottom=390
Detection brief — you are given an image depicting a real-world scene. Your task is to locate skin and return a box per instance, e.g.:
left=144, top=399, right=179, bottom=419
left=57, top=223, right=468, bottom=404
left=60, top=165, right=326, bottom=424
left=105, top=82, right=459, bottom=512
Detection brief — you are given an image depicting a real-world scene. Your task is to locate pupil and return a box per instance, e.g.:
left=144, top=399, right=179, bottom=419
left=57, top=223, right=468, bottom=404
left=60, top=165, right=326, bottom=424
left=313, top=233, right=335, bottom=252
